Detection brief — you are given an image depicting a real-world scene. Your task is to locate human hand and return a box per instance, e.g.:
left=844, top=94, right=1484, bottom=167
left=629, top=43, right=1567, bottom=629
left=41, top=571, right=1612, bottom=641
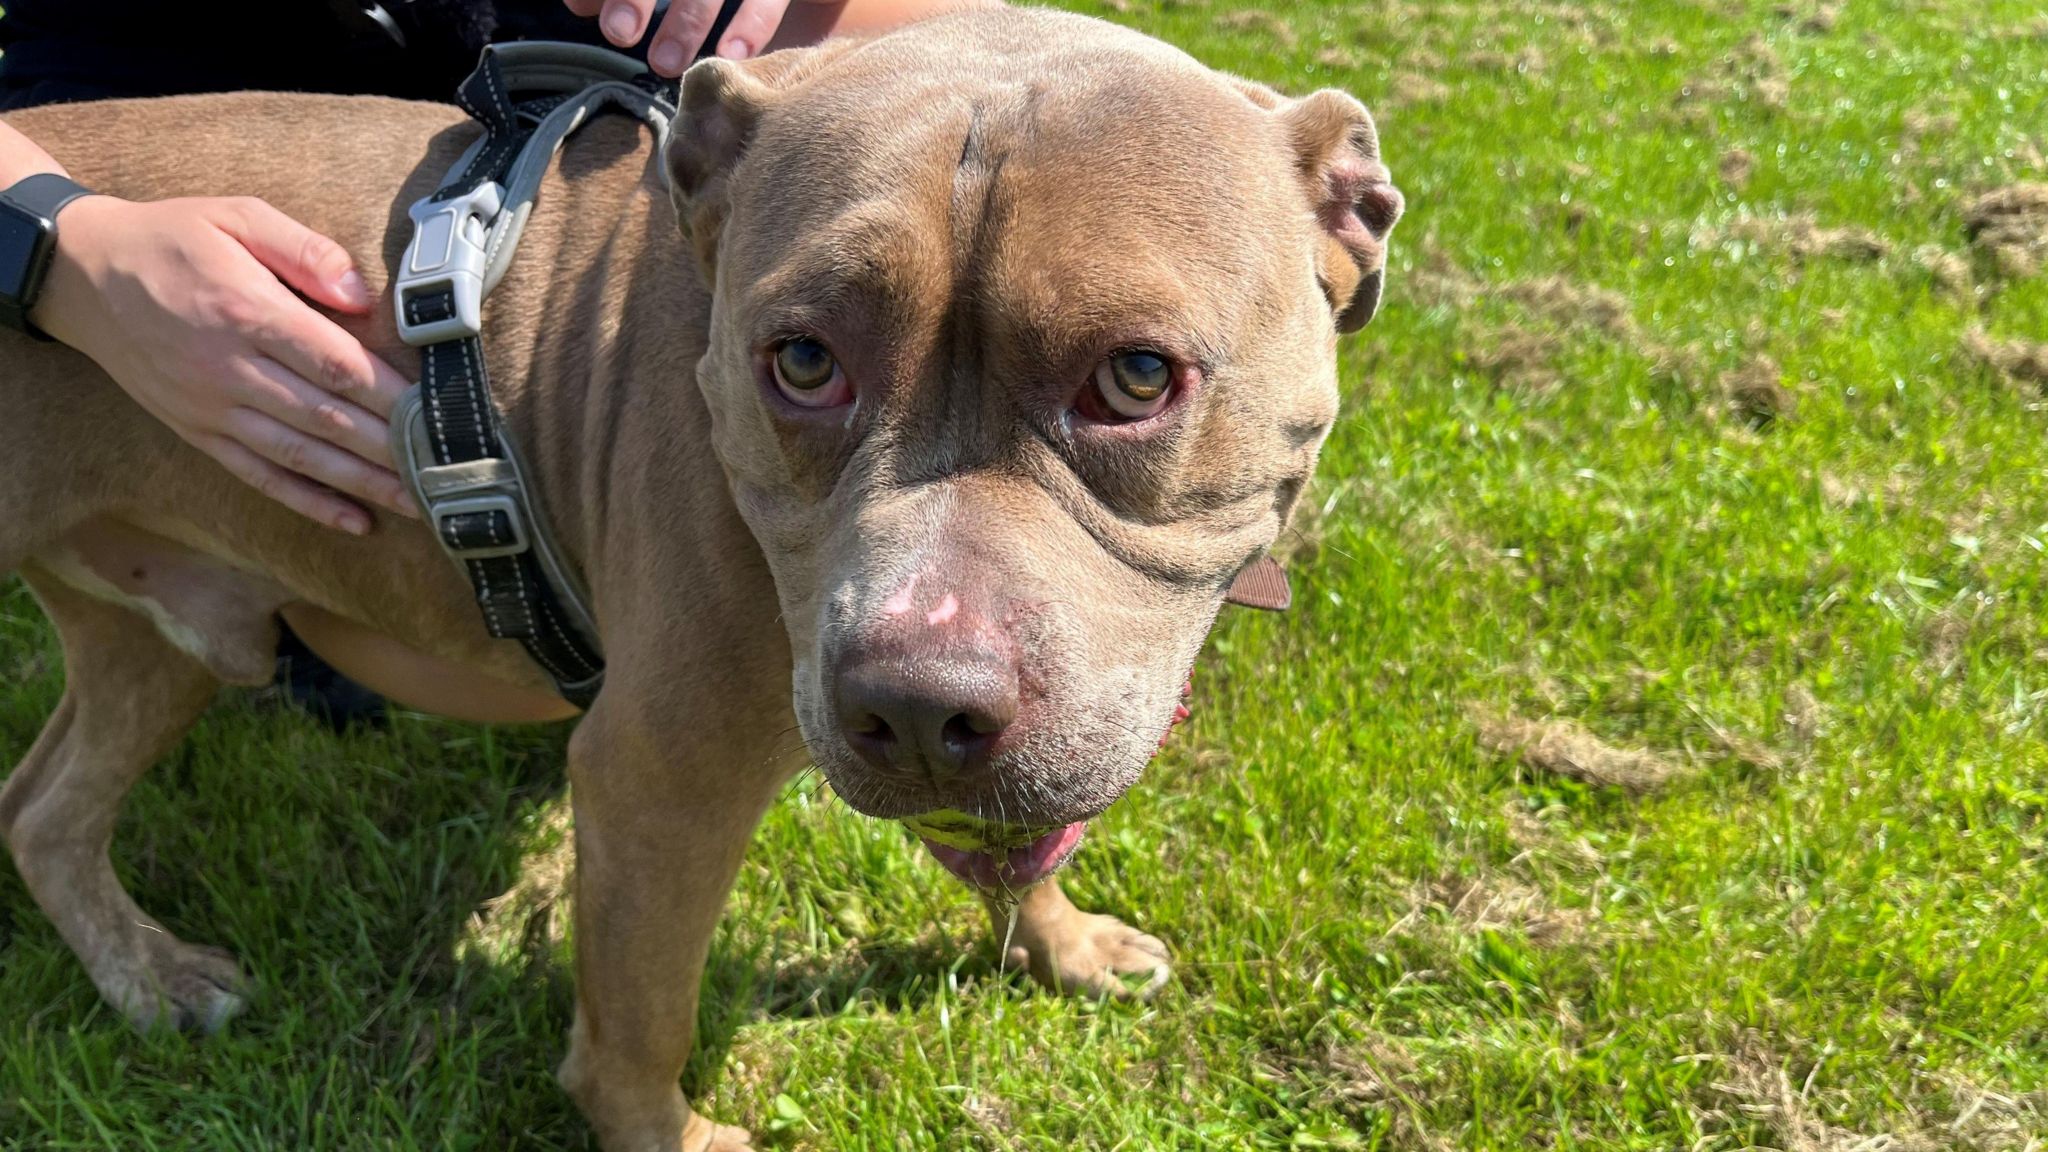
left=34, top=195, right=416, bottom=536
left=564, top=0, right=799, bottom=71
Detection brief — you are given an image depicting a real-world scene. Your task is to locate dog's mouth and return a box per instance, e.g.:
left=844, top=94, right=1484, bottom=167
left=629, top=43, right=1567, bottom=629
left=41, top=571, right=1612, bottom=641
left=903, top=813, right=1089, bottom=891
left=893, top=678, right=1194, bottom=890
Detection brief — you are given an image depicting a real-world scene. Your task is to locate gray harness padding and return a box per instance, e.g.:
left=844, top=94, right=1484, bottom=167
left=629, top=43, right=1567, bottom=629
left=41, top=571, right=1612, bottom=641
left=388, top=42, right=677, bottom=703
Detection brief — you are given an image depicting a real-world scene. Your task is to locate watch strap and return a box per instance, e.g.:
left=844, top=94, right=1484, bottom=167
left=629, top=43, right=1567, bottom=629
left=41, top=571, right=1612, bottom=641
left=4, top=172, right=96, bottom=221
left=0, top=172, right=96, bottom=340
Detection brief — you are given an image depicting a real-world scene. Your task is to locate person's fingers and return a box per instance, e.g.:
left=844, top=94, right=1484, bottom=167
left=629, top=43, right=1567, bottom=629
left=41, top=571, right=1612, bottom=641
left=704, top=0, right=793, bottom=60
left=195, top=431, right=373, bottom=536
left=252, top=299, right=412, bottom=421
left=562, top=0, right=604, bottom=14
left=210, top=197, right=373, bottom=314
left=237, top=357, right=400, bottom=477
left=647, top=0, right=728, bottom=71
left=221, top=406, right=414, bottom=523
left=596, top=0, right=656, bottom=46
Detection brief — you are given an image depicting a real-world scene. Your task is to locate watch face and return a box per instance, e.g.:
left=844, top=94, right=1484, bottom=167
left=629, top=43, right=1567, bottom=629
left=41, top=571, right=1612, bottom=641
left=0, top=200, right=49, bottom=301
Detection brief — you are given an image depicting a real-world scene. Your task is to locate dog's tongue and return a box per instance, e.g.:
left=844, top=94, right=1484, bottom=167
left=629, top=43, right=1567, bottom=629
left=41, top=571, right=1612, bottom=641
left=921, top=821, right=1087, bottom=890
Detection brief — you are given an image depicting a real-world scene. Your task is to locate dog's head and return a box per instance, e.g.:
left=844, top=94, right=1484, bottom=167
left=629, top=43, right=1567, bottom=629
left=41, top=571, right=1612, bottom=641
left=666, top=8, right=1401, bottom=888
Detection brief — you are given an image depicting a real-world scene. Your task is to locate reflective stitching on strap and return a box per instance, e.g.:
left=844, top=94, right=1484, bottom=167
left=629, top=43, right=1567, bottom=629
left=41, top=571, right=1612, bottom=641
left=483, top=51, right=509, bottom=120
left=537, top=597, right=594, bottom=678
left=532, top=583, right=595, bottom=678
left=473, top=558, right=503, bottom=635
left=424, top=343, right=452, bottom=463
left=458, top=339, right=490, bottom=454
left=505, top=558, right=577, bottom=682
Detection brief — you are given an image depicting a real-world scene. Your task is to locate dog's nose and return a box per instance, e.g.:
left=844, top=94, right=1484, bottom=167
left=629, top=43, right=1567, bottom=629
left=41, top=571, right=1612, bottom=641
left=835, top=650, right=1019, bottom=779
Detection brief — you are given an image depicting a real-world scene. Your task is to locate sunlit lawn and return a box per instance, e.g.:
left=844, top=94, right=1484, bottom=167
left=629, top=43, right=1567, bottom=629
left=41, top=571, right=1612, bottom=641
left=4, top=0, right=2047, bottom=1147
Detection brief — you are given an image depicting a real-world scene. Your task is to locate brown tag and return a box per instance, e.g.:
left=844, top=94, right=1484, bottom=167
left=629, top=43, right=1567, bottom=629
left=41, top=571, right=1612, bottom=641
left=1224, top=554, right=1292, bottom=611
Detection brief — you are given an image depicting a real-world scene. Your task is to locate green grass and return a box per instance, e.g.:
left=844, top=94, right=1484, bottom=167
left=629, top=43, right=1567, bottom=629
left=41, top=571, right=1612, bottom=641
left=6, top=0, right=2048, bottom=1147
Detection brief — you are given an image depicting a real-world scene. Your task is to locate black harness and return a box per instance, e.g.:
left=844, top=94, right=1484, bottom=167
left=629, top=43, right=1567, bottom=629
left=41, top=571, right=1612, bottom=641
left=392, top=44, right=677, bottom=708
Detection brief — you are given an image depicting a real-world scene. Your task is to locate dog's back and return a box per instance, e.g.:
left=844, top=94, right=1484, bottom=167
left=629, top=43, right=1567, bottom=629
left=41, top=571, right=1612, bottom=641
left=0, top=91, right=696, bottom=698
left=0, top=93, right=472, bottom=576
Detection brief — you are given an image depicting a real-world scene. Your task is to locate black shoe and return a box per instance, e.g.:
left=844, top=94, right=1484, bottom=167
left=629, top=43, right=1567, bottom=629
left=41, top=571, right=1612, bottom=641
left=275, top=623, right=387, bottom=733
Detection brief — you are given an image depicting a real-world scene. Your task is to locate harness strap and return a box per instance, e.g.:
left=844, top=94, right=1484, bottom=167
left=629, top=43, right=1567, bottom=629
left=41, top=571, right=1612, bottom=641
left=391, top=44, right=676, bottom=709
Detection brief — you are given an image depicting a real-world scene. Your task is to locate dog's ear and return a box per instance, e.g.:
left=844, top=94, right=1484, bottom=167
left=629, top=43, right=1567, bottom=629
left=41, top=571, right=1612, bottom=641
left=1277, top=89, right=1404, bottom=332
left=667, top=58, right=775, bottom=272
left=666, top=47, right=838, bottom=272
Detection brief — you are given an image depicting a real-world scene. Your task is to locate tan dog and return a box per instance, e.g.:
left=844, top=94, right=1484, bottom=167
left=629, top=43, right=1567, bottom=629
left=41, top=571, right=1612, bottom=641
left=0, top=8, right=1400, bottom=1149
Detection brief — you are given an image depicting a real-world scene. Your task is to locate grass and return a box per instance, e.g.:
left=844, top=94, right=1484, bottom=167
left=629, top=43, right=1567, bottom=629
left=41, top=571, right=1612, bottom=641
left=5, top=0, right=2048, bottom=1147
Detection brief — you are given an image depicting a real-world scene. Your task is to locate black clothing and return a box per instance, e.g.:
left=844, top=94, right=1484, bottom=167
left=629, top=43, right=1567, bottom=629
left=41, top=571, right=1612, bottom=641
left=0, top=0, right=737, bottom=109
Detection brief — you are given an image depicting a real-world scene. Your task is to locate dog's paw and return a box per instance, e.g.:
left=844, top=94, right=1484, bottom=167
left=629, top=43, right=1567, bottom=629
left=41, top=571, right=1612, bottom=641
left=1005, top=910, right=1172, bottom=1001
left=683, top=1112, right=755, bottom=1152
left=105, top=935, right=248, bottom=1035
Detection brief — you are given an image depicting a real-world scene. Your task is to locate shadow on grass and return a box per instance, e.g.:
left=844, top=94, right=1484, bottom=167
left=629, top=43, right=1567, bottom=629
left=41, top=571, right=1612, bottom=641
left=0, top=617, right=961, bottom=1146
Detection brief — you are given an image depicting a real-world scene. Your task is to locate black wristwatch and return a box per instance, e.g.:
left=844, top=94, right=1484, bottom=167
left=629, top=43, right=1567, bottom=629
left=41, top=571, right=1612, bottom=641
left=0, top=172, right=96, bottom=340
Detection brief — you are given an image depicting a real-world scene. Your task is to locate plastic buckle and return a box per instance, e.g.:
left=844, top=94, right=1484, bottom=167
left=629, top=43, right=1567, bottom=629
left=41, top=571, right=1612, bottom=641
left=417, top=458, right=530, bottom=561
left=395, top=181, right=504, bottom=346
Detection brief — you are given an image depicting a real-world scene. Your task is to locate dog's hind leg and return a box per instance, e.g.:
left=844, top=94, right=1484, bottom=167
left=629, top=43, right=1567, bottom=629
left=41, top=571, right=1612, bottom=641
left=0, top=562, right=245, bottom=1033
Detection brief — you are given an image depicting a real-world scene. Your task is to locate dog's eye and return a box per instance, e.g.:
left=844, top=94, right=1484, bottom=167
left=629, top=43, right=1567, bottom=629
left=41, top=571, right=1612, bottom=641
left=1091, top=351, right=1173, bottom=419
left=771, top=338, right=849, bottom=407
left=775, top=338, right=836, bottom=390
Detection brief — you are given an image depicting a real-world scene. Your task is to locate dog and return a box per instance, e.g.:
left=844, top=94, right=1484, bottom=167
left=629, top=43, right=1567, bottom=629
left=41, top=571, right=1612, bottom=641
left=0, top=7, right=1401, bottom=1148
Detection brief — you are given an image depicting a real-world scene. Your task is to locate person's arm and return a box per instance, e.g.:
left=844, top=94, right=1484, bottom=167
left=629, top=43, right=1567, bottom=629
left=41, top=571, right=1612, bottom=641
left=566, top=0, right=999, bottom=72
left=0, top=119, right=72, bottom=187
left=2, top=118, right=414, bottom=535
left=766, top=0, right=1002, bottom=53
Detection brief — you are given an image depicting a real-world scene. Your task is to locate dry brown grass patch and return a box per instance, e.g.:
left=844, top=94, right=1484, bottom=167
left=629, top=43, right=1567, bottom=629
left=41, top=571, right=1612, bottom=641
left=1899, top=108, right=1960, bottom=159
left=457, top=802, right=574, bottom=968
left=1471, top=708, right=1690, bottom=792
left=1267, top=1038, right=1412, bottom=1109
left=1503, top=801, right=1606, bottom=873
left=1498, top=275, right=1634, bottom=335
left=1703, top=1046, right=1889, bottom=1152
left=1964, top=183, right=2048, bottom=278
left=1469, top=330, right=1566, bottom=390
left=1265, top=1038, right=1451, bottom=1151
left=1698, top=1039, right=2048, bottom=1152
left=1408, top=254, right=1482, bottom=308
left=1463, top=45, right=1546, bottom=74
left=1466, top=275, right=1670, bottom=391
left=1420, top=267, right=1721, bottom=396
left=1679, top=34, right=1789, bottom=110
left=1721, top=356, right=1796, bottom=427
left=1720, top=148, right=1756, bottom=189
left=1428, top=871, right=1596, bottom=946
left=1387, top=70, right=1451, bottom=107
left=1920, top=606, right=1975, bottom=674
left=1912, top=244, right=1974, bottom=297
left=1818, top=471, right=1862, bottom=509
left=1773, top=2, right=1839, bottom=33
left=1782, top=682, right=1823, bottom=745
left=1720, top=213, right=1891, bottom=261
left=961, top=1092, right=1017, bottom=1141
left=1961, top=327, right=2048, bottom=392
left=1999, top=16, right=2048, bottom=40
left=1213, top=8, right=1298, bottom=47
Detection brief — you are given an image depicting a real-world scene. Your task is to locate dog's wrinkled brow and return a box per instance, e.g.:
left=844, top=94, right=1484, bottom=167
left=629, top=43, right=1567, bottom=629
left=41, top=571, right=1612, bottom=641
left=743, top=202, right=942, bottom=336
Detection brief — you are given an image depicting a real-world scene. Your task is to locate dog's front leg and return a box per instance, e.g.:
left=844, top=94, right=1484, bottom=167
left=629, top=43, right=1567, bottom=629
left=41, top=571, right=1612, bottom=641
left=983, top=876, right=1172, bottom=1001
left=556, top=703, right=781, bottom=1152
